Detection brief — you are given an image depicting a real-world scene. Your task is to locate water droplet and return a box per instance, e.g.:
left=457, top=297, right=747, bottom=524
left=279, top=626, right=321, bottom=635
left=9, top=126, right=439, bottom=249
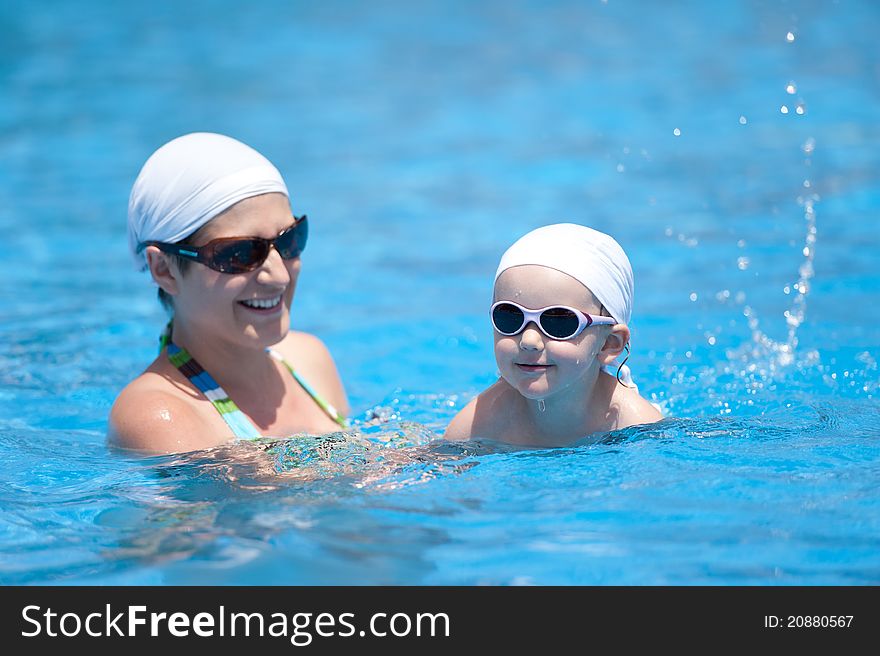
left=616, top=163, right=625, bottom=173
left=795, top=104, right=805, bottom=115
left=737, top=239, right=746, bottom=248
left=622, top=146, right=630, bottom=155
left=689, top=292, right=698, bottom=302
left=802, top=137, right=816, bottom=154
left=786, top=31, right=796, bottom=42
left=664, top=226, right=673, bottom=237
left=780, top=105, right=789, bottom=114
left=803, top=179, right=811, bottom=188
left=737, top=256, right=750, bottom=270
left=673, top=128, right=681, bottom=136
left=708, top=336, right=717, bottom=346
left=786, top=82, right=797, bottom=94
left=783, top=286, right=791, bottom=294
left=738, top=115, right=747, bottom=125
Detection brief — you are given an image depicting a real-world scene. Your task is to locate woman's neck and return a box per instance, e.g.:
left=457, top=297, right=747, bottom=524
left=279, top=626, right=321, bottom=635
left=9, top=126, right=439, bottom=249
left=168, top=317, right=281, bottom=398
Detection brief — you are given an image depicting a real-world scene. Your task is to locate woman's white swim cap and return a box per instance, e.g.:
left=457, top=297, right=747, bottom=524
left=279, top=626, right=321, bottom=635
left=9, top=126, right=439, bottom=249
left=127, top=132, right=289, bottom=271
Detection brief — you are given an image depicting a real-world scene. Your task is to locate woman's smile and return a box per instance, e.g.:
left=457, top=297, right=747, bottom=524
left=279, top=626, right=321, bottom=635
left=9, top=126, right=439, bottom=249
left=238, top=294, right=284, bottom=314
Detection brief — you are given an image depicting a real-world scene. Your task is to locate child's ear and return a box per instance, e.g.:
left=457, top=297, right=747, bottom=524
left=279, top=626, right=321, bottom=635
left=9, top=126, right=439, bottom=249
left=598, top=324, right=630, bottom=366
left=145, top=246, right=181, bottom=297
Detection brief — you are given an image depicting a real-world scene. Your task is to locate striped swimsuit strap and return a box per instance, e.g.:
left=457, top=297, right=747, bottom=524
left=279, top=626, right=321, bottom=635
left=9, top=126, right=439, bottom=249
left=166, top=343, right=262, bottom=440
left=266, top=348, right=347, bottom=429
left=166, top=343, right=348, bottom=440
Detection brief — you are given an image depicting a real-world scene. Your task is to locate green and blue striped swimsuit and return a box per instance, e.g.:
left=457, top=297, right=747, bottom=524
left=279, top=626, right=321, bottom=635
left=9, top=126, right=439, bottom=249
left=166, top=342, right=347, bottom=440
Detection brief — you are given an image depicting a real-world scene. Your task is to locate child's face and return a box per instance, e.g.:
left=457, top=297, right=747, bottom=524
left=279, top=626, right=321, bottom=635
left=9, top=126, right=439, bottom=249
left=493, top=265, right=611, bottom=401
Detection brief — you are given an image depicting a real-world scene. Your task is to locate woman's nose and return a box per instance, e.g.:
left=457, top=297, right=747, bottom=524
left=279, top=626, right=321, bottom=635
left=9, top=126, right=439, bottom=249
left=256, top=246, right=293, bottom=284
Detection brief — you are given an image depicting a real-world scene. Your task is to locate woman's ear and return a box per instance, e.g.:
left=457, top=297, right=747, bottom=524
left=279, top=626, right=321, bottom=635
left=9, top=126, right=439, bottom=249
left=598, top=324, right=630, bottom=366
left=145, top=246, right=180, bottom=297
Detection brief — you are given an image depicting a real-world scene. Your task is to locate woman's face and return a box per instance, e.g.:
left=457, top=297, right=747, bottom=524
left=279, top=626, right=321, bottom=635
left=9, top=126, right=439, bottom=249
left=493, top=265, right=611, bottom=401
left=171, top=192, right=301, bottom=349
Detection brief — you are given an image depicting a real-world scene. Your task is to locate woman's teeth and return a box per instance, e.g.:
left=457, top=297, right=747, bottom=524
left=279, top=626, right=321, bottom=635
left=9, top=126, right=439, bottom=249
left=241, top=296, right=281, bottom=309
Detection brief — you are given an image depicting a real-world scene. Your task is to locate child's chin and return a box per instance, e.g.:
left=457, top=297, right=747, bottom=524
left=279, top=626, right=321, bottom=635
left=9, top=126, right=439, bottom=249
left=501, top=369, right=553, bottom=399
left=515, top=380, right=552, bottom=400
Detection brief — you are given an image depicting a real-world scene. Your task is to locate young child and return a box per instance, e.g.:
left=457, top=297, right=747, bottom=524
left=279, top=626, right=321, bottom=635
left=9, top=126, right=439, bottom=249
left=444, top=223, right=662, bottom=446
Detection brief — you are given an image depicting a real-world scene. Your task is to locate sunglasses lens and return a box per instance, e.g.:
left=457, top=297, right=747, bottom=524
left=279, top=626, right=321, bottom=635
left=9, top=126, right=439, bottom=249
left=211, top=240, right=269, bottom=273
left=275, top=217, right=308, bottom=259
left=540, top=307, right=580, bottom=338
left=492, top=303, right=525, bottom=335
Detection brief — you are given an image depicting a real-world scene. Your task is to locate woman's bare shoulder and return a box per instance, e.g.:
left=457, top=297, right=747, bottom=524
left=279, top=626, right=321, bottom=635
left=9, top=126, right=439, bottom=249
left=107, top=371, right=223, bottom=454
left=273, top=331, right=350, bottom=416
left=278, top=330, right=329, bottom=358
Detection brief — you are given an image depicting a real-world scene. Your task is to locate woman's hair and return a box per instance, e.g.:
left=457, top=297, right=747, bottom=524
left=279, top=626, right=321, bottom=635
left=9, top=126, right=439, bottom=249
left=157, top=238, right=193, bottom=314
left=128, top=132, right=288, bottom=272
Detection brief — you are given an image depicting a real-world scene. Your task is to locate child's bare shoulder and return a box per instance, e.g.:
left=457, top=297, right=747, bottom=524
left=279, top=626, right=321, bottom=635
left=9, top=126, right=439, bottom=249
left=444, top=396, right=478, bottom=441
left=612, top=383, right=664, bottom=428
left=444, top=381, right=514, bottom=441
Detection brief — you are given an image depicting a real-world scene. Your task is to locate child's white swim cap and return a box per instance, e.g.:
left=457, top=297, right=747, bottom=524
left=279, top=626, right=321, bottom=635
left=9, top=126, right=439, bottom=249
left=127, top=132, right=289, bottom=271
left=494, top=223, right=636, bottom=387
left=495, top=223, right=634, bottom=326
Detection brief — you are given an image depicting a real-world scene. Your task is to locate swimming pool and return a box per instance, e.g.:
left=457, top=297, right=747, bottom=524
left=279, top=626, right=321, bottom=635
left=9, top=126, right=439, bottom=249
left=1, top=0, right=878, bottom=584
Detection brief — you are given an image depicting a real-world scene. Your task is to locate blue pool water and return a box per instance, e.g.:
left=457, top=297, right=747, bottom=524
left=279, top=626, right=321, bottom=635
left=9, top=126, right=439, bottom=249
left=1, top=0, right=879, bottom=584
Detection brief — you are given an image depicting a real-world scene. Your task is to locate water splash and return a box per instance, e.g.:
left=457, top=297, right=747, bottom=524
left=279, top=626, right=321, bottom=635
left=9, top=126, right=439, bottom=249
left=731, top=28, right=818, bottom=372
left=663, top=40, right=826, bottom=418
left=737, top=138, right=818, bottom=371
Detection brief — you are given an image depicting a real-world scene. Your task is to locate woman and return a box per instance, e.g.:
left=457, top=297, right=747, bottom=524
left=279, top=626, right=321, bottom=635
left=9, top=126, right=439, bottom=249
left=109, top=132, right=349, bottom=454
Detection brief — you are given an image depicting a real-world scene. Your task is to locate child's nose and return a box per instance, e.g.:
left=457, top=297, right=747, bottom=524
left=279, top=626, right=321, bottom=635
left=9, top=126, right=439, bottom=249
left=518, top=322, right=545, bottom=350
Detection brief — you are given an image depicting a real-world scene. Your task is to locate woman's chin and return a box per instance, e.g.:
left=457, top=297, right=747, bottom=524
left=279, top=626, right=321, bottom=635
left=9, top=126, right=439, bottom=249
left=242, top=316, right=290, bottom=346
